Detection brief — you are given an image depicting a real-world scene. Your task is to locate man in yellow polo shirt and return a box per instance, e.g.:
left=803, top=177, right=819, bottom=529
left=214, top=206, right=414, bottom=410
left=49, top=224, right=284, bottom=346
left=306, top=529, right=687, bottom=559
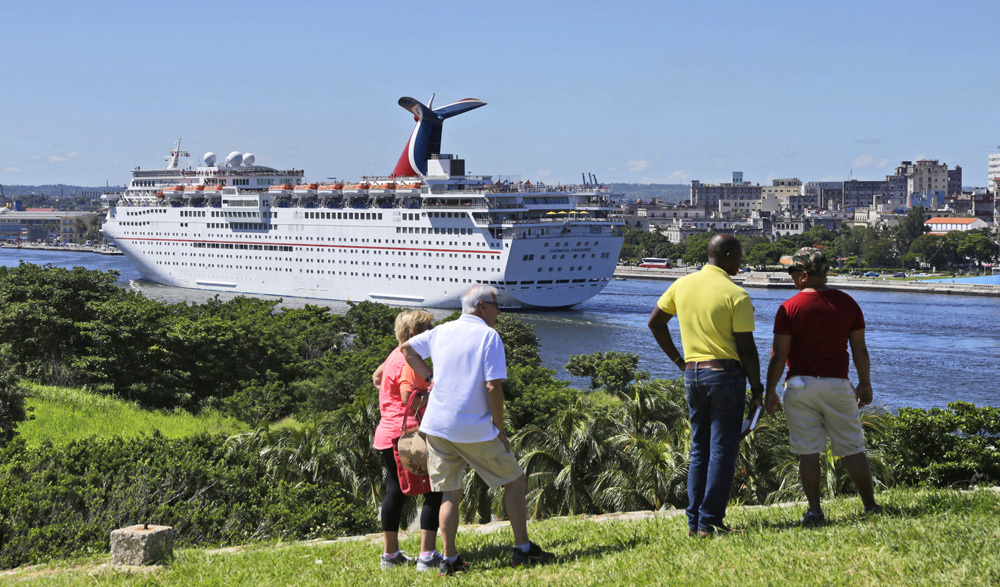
left=648, top=233, right=764, bottom=537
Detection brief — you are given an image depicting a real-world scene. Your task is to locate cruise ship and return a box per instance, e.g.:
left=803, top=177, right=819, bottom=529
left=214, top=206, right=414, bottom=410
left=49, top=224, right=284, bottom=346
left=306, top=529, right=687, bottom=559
left=100, top=95, right=625, bottom=308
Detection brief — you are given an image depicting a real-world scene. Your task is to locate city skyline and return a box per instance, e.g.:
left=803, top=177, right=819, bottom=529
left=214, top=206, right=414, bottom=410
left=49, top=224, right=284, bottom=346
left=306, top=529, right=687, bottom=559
left=2, top=0, right=999, bottom=187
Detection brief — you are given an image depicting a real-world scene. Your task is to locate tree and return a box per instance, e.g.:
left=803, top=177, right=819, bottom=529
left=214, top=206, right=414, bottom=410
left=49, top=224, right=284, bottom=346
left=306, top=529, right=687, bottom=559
left=565, top=351, right=648, bottom=395
left=681, top=232, right=714, bottom=265
left=0, top=368, right=29, bottom=447
left=957, top=229, right=999, bottom=269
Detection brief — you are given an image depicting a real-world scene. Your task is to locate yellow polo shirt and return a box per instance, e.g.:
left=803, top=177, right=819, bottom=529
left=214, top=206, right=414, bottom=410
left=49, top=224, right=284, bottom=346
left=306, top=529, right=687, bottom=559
left=656, top=264, right=755, bottom=362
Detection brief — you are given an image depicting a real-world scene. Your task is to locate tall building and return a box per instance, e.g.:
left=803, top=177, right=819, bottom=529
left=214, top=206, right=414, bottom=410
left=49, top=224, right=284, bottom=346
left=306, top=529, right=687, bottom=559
left=989, top=148, right=1000, bottom=188
left=689, top=176, right=762, bottom=211
left=895, top=159, right=950, bottom=198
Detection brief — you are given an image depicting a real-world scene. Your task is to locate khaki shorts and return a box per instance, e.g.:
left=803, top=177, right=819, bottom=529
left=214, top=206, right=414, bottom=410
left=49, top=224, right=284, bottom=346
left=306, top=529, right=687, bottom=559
left=426, top=434, right=525, bottom=492
left=783, top=376, right=866, bottom=456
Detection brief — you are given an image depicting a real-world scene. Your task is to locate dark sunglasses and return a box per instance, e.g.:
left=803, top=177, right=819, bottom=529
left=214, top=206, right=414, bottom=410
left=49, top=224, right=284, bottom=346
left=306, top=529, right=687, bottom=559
left=787, top=267, right=805, bottom=275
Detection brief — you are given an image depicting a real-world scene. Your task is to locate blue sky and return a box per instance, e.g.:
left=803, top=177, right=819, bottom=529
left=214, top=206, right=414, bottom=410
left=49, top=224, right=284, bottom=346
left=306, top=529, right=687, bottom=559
left=2, top=0, right=998, bottom=188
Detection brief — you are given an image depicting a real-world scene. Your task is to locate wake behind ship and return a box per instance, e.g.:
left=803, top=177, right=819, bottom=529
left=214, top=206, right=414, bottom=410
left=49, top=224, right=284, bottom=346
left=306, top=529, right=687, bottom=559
left=100, top=95, right=625, bottom=309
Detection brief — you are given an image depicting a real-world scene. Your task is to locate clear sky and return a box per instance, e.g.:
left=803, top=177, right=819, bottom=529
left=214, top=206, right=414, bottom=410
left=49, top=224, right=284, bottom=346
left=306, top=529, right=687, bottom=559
left=2, top=0, right=998, bottom=188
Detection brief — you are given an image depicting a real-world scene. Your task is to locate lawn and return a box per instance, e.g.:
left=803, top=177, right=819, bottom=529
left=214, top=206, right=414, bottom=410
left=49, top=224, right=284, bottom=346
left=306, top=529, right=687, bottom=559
left=3, top=487, right=997, bottom=585
left=15, top=383, right=246, bottom=446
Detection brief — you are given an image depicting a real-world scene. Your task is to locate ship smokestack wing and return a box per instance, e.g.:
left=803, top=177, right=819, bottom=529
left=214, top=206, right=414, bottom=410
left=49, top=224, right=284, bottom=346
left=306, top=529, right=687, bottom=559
left=392, top=96, right=486, bottom=177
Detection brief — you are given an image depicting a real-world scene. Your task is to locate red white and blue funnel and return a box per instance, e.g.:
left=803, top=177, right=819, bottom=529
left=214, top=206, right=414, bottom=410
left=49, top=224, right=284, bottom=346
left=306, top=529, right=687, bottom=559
left=391, top=95, right=486, bottom=177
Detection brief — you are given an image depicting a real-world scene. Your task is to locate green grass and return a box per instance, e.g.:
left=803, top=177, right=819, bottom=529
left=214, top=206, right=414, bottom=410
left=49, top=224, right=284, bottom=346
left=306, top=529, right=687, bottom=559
left=3, top=487, right=998, bottom=585
left=15, top=383, right=247, bottom=446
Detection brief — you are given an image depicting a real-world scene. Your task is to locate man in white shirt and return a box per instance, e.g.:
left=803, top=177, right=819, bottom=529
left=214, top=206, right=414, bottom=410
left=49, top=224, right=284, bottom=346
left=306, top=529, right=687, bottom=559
left=401, top=285, right=551, bottom=575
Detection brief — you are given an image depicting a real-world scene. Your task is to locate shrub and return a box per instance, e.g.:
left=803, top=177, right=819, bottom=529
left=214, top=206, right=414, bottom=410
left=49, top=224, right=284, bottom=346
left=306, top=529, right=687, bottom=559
left=0, top=433, right=376, bottom=569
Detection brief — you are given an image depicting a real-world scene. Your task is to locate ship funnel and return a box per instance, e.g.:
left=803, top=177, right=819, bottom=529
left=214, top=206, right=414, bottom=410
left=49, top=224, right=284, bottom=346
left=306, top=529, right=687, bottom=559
left=392, top=96, right=486, bottom=177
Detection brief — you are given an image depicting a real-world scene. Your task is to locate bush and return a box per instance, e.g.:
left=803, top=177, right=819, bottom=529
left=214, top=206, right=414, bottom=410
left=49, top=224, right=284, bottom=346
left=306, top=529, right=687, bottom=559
left=0, top=369, right=29, bottom=448
left=882, top=401, right=1000, bottom=488
left=0, top=433, right=376, bottom=569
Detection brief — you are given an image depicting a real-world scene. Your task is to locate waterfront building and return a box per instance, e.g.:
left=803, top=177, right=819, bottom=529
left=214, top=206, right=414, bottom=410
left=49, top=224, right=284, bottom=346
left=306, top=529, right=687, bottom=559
left=624, top=202, right=705, bottom=231
left=842, top=176, right=907, bottom=209
left=924, top=216, right=988, bottom=234
left=0, top=208, right=97, bottom=242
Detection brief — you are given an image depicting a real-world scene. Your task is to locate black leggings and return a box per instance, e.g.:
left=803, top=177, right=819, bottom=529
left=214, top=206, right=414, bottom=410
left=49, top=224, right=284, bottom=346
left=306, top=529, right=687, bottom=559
left=380, top=447, right=442, bottom=533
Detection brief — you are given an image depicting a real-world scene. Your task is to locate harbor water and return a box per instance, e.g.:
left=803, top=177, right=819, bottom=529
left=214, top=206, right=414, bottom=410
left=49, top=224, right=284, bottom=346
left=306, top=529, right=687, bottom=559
left=3, top=247, right=998, bottom=411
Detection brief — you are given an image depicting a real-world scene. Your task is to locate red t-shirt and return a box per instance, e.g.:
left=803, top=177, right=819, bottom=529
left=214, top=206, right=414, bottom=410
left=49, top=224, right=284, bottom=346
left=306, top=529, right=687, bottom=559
left=773, top=289, right=865, bottom=379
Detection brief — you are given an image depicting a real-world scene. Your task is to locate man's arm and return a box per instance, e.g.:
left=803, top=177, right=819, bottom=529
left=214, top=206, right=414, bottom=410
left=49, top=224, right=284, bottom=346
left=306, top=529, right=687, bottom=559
left=400, top=341, right=433, bottom=386
left=733, top=331, right=764, bottom=413
left=764, top=334, right=791, bottom=417
left=648, top=306, right=686, bottom=372
left=486, top=379, right=510, bottom=451
left=848, top=328, right=872, bottom=407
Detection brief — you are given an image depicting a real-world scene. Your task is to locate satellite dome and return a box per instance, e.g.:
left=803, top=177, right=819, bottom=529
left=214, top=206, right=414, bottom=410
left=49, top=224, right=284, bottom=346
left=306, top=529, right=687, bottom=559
left=242, top=153, right=255, bottom=167
left=204, top=152, right=217, bottom=166
left=226, top=151, right=243, bottom=167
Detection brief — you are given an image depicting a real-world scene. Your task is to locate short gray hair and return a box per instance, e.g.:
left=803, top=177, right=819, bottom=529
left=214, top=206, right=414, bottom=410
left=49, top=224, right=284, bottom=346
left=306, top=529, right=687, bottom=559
left=461, top=284, right=497, bottom=313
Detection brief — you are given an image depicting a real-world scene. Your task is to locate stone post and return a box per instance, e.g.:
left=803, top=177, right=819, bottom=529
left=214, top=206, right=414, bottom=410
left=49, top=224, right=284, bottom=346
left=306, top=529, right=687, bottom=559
left=110, top=524, right=174, bottom=565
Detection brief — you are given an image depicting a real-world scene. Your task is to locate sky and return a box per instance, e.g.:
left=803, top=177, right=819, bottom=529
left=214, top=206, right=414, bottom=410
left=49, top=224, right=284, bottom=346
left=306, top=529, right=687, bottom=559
left=2, top=0, right=999, bottom=188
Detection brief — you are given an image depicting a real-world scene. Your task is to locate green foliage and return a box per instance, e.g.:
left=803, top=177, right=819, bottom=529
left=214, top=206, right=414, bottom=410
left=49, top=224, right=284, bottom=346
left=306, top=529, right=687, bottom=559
left=681, top=232, right=713, bottom=265
left=0, top=369, right=29, bottom=448
left=565, top=351, right=648, bottom=395
left=881, top=401, right=1000, bottom=487
left=0, top=433, right=376, bottom=569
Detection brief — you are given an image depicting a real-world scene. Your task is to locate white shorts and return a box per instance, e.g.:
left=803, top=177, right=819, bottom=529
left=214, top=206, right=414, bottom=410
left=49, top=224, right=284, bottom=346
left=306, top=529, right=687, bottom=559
left=426, top=434, right=524, bottom=492
left=783, top=376, right=866, bottom=456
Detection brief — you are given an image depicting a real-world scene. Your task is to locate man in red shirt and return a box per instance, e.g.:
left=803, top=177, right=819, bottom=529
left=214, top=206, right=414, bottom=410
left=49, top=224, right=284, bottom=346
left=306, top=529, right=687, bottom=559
left=764, top=247, right=881, bottom=524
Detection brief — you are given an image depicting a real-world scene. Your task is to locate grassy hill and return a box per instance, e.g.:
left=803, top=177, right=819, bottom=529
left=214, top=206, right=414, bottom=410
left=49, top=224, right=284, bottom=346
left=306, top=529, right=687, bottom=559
left=15, top=383, right=247, bottom=446
left=2, top=486, right=997, bottom=585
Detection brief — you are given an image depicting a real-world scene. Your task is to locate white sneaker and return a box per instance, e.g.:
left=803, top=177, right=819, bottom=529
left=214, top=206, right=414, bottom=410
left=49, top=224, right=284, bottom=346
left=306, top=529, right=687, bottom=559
left=380, top=551, right=415, bottom=569
left=417, top=552, right=443, bottom=572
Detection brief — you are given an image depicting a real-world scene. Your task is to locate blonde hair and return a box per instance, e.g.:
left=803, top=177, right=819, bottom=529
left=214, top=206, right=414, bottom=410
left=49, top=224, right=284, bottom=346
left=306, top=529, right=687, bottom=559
left=394, top=309, right=434, bottom=343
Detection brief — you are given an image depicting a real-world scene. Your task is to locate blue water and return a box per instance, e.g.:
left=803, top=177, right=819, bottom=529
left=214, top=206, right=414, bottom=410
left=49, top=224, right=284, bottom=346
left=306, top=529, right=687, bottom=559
left=924, top=275, right=1000, bottom=285
left=3, top=247, right=998, bottom=411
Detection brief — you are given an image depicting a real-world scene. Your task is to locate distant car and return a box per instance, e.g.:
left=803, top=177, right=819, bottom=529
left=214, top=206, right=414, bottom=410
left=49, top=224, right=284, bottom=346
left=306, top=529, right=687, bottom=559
left=849, top=270, right=861, bottom=276
left=893, top=272, right=906, bottom=278
left=863, top=271, right=880, bottom=277
left=738, top=267, right=750, bottom=273
left=916, top=273, right=928, bottom=277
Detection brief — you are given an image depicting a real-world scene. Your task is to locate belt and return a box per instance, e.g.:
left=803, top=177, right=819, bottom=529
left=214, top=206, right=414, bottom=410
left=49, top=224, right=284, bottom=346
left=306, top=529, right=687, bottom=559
left=685, top=359, right=738, bottom=370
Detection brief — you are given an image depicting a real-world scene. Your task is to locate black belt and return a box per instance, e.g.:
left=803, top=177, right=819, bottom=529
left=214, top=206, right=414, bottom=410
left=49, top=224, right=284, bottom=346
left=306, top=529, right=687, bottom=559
left=685, top=359, right=739, bottom=370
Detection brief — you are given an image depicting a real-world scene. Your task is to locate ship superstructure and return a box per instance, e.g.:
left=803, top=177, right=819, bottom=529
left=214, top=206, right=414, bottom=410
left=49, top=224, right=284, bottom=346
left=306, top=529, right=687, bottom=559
left=101, top=96, right=625, bottom=308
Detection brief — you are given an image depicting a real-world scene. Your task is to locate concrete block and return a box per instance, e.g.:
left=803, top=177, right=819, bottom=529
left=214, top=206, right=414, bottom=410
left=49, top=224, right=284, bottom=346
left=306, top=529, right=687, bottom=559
left=110, top=524, right=174, bottom=565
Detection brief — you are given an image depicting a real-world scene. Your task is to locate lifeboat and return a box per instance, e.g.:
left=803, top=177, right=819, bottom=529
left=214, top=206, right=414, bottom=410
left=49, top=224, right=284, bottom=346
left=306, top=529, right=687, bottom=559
left=293, top=183, right=318, bottom=207
left=394, top=182, right=422, bottom=196
left=202, top=184, right=222, bottom=195
left=317, top=183, right=344, bottom=208
left=268, top=183, right=294, bottom=195
left=342, top=182, right=370, bottom=195
left=163, top=184, right=185, bottom=197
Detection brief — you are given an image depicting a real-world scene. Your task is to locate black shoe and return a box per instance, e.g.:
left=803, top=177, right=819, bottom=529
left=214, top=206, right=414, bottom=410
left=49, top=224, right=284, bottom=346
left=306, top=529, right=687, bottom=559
left=512, top=541, right=554, bottom=566
left=800, top=509, right=826, bottom=526
left=862, top=503, right=883, bottom=517
left=439, top=554, right=470, bottom=577
left=697, top=523, right=737, bottom=538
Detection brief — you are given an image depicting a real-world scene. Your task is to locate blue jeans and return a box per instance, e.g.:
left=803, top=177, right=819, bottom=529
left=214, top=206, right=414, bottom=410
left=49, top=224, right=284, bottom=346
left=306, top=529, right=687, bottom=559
left=685, top=363, right=746, bottom=533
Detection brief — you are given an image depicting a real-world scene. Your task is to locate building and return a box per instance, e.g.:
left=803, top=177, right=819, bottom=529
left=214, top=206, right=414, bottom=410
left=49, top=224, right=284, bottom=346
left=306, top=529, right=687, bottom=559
left=842, top=176, right=906, bottom=209
left=896, top=159, right=951, bottom=199
left=988, top=148, right=1000, bottom=187
left=923, top=217, right=988, bottom=234
left=690, top=173, right=762, bottom=211
left=0, top=208, right=98, bottom=242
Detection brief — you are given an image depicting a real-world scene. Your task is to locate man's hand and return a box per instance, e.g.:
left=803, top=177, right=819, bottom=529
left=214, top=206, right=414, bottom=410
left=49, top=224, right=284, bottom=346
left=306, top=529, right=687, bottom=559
left=765, top=389, right=783, bottom=418
left=497, top=429, right=511, bottom=452
left=855, top=382, right=873, bottom=407
left=748, top=386, right=764, bottom=416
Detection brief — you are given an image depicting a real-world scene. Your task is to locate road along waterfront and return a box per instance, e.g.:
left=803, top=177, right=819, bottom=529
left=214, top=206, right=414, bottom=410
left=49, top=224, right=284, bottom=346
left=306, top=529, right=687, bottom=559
left=3, top=248, right=997, bottom=411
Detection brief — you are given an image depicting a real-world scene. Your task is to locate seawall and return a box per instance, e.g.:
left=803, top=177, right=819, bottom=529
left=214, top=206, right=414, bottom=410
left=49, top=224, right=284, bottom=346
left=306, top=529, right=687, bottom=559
left=614, top=266, right=1000, bottom=298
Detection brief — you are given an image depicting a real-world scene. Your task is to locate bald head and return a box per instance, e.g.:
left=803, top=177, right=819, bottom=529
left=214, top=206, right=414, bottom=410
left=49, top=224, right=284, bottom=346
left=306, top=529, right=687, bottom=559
left=707, top=233, right=742, bottom=275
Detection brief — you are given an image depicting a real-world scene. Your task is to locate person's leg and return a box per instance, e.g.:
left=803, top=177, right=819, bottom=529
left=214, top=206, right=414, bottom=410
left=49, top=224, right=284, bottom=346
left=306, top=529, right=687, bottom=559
left=419, top=492, right=443, bottom=553
left=697, top=366, right=745, bottom=530
left=503, top=474, right=529, bottom=546
left=843, top=451, right=878, bottom=510
left=685, top=372, right=709, bottom=535
left=798, top=453, right=822, bottom=513
left=438, top=489, right=462, bottom=558
left=380, top=448, right=406, bottom=554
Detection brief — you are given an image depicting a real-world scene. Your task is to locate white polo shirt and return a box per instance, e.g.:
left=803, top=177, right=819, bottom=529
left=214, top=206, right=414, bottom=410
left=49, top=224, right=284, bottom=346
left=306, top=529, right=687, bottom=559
left=407, top=313, right=507, bottom=443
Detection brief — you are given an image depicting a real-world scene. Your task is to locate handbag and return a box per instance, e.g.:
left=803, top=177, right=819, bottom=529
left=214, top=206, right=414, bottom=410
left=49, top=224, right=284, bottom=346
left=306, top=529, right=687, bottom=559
left=392, top=391, right=432, bottom=496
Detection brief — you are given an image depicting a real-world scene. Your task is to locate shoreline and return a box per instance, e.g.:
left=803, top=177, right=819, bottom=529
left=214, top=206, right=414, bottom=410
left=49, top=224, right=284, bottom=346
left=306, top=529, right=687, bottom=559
left=614, top=266, right=1000, bottom=298
left=0, top=243, right=123, bottom=256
